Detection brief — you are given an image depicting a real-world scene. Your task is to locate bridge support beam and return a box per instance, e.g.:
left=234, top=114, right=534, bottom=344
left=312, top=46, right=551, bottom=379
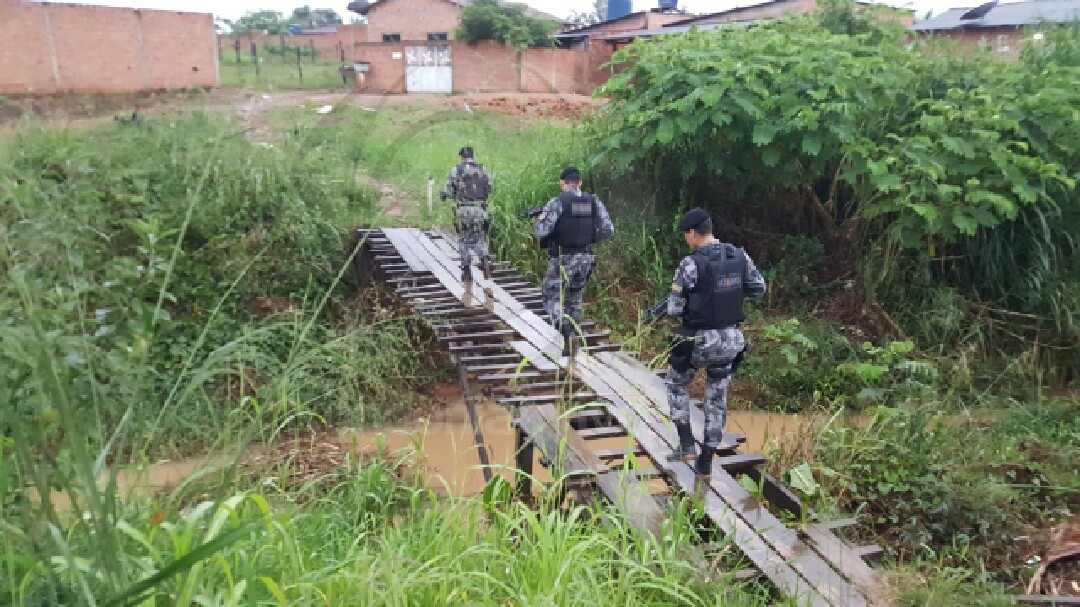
left=513, top=419, right=535, bottom=500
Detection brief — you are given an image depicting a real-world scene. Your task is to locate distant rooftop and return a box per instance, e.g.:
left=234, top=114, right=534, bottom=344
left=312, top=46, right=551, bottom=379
left=911, top=0, right=1080, bottom=31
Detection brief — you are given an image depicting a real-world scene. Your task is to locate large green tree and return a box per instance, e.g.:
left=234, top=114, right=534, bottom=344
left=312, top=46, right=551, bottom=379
left=290, top=5, right=344, bottom=27
left=225, top=10, right=289, bottom=34
left=455, top=0, right=559, bottom=50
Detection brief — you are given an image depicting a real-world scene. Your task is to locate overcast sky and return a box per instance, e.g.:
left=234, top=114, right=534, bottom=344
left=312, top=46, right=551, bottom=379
left=53, top=0, right=971, bottom=24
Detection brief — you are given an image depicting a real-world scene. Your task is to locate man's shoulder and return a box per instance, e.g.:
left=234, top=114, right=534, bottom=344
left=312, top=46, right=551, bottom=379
left=676, top=254, right=698, bottom=272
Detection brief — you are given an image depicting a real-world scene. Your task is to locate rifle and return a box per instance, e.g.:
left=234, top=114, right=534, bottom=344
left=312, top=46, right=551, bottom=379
left=644, top=296, right=670, bottom=325
left=518, top=205, right=545, bottom=220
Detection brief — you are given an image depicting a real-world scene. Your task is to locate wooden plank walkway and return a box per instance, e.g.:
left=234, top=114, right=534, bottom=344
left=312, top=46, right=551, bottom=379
left=361, top=228, right=880, bottom=607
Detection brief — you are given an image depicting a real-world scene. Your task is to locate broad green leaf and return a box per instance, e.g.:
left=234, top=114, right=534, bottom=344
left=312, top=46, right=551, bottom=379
left=752, top=124, right=779, bottom=146
left=787, top=463, right=818, bottom=497
left=656, top=120, right=675, bottom=144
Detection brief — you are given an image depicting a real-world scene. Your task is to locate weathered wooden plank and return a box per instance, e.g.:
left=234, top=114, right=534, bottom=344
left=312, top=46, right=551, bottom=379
left=576, top=426, right=629, bottom=440
left=382, top=228, right=430, bottom=273
left=496, top=392, right=600, bottom=407
left=532, top=403, right=668, bottom=537
left=458, top=353, right=523, bottom=365
left=476, top=370, right=560, bottom=383
left=800, top=523, right=880, bottom=595
left=509, top=340, right=559, bottom=372
left=517, top=406, right=594, bottom=481
left=715, top=453, right=766, bottom=472
left=437, top=330, right=515, bottom=343
left=592, top=446, right=647, bottom=461
left=466, top=363, right=531, bottom=373
left=493, top=380, right=586, bottom=395
left=820, top=518, right=858, bottom=531
left=448, top=343, right=513, bottom=354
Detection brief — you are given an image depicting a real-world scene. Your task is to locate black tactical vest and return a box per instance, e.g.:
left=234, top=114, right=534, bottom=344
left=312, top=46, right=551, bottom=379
left=548, top=191, right=597, bottom=255
left=684, top=244, right=747, bottom=331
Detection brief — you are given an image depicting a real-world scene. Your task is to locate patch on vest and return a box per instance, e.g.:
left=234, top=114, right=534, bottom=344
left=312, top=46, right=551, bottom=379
left=716, top=274, right=742, bottom=291
left=570, top=202, right=593, bottom=216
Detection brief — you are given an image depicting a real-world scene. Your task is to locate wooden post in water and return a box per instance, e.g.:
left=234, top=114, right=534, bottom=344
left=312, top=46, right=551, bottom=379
left=514, top=420, right=534, bottom=499
left=458, top=361, right=493, bottom=484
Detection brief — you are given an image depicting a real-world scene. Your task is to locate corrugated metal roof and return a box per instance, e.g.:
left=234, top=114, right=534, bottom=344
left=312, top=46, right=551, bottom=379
left=911, top=0, right=1080, bottom=30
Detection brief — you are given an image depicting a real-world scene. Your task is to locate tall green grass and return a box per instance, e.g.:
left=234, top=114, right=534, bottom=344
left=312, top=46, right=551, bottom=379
left=0, top=114, right=437, bottom=461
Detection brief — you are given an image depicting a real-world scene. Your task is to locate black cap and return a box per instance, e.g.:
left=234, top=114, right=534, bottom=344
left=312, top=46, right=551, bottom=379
left=459, top=146, right=474, bottom=158
left=560, top=167, right=582, bottom=181
left=679, top=208, right=711, bottom=232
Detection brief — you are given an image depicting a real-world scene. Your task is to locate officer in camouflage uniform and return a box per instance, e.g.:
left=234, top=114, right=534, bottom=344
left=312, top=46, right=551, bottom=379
left=532, top=167, right=615, bottom=350
left=663, top=208, right=766, bottom=478
left=441, top=146, right=494, bottom=286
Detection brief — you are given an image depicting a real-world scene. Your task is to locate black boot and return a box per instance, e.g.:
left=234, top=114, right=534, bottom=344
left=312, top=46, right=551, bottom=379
left=560, top=321, right=575, bottom=356
left=694, top=449, right=713, bottom=478
left=666, top=423, right=697, bottom=462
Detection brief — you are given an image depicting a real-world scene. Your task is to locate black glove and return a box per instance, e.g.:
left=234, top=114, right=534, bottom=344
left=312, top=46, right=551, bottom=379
left=667, top=327, right=695, bottom=374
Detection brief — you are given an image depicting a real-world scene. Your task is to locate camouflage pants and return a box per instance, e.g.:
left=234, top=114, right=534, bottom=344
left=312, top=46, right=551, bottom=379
left=542, top=253, right=595, bottom=330
left=665, top=327, right=746, bottom=449
left=457, top=228, right=489, bottom=280
left=455, top=203, right=489, bottom=280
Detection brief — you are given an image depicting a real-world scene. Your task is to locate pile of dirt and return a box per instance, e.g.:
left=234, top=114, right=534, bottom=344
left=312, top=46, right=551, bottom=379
left=457, top=95, right=600, bottom=119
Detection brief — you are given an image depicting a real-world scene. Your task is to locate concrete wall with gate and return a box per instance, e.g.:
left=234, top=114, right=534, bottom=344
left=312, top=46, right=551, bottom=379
left=354, top=40, right=612, bottom=95
left=0, top=0, right=218, bottom=94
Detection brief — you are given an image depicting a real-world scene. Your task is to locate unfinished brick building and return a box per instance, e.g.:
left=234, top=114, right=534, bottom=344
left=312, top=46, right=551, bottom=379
left=0, top=0, right=218, bottom=95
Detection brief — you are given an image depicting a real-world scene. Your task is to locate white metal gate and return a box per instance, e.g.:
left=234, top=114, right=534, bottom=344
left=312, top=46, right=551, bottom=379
left=406, top=45, right=452, bottom=93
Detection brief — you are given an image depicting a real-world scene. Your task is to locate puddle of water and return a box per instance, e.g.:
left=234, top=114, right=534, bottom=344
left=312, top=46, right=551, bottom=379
left=47, top=456, right=230, bottom=511
left=336, top=396, right=553, bottom=497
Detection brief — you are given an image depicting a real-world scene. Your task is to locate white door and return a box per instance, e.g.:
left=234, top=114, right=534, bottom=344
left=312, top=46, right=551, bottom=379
left=406, top=45, right=452, bottom=93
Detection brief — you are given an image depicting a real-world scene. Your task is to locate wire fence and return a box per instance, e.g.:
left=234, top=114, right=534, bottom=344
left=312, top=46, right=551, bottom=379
left=218, top=38, right=357, bottom=90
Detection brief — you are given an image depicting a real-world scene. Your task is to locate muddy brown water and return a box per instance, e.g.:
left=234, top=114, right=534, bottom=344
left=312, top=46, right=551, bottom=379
left=52, top=385, right=865, bottom=505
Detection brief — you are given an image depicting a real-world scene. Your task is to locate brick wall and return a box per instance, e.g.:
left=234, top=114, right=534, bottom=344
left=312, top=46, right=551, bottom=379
left=0, top=1, right=217, bottom=94
left=354, top=40, right=607, bottom=95
left=520, top=47, right=586, bottom=94
left=354, top=41, right=407, bottom=93
left=364, top=0, right=462, bottom=42
left=453, top=41, right=523, bottom=93
left=924, top=27, right=1027, bottom=59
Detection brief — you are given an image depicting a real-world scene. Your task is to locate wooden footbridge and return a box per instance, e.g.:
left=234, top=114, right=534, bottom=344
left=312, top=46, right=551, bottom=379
left=355, top=227, right=884, bottom=607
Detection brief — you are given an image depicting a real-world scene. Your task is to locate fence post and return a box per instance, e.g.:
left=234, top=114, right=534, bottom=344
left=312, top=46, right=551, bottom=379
left=296, top=47, right=303, bottom=84
left=310, top=39, right=316, bottom=64
left=234, top=38, right=241, bottom=63
left=251, top=40, right=259, bottom=77
left=280, top=33, right=286, bottom=55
